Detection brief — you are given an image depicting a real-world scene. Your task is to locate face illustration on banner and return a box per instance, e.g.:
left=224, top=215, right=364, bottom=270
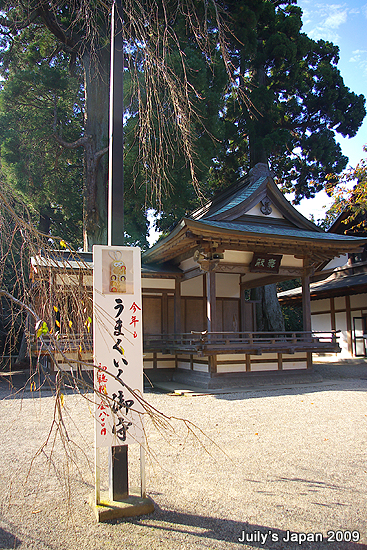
left=109, top=250, right=126, bottom=293
left=101, top=249, right=134, bottom=294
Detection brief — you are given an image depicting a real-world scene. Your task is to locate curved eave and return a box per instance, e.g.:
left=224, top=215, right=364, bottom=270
left=143, top=218, right=367, bottom=265
left=196, top=218, right=365, bottom=244
left=279, top=271, right=367, bottom=304
left=142, top=219, right=190, bottom=263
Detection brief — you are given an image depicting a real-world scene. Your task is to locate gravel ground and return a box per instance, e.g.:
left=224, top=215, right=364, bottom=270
left=0, top=363, right=367, bottom=550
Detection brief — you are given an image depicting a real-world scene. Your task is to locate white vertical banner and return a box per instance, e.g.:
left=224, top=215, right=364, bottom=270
left=93, top=245, right=144, bottom=448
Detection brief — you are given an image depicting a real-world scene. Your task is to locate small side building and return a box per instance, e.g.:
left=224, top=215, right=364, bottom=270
left=278, top=209, right=367, bottom=360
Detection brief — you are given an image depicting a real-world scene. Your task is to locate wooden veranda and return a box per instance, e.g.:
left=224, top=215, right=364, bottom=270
left=143, top=330, right=340, bottom=356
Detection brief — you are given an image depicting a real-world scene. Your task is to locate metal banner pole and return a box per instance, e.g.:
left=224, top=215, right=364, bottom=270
left=95, top=446, right=101, bottom=505
left=108, top=0, right=124, bottom=247
left=140, top=444, right=146, bottom=498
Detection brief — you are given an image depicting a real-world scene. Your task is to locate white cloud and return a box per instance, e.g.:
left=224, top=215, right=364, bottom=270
left=307, top=27, right=340, bottom=44
left=349, top=49, right=367, bottom=62
left=324, top=8, right=348, bottom=28
left=362, top=4, right=367, bottom=18
left=349, top=49, right=367, bottom=78
left=299, top=2, right=352, bottom=42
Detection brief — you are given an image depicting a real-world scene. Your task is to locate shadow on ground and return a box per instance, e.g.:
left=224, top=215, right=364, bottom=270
left=0, top=369, right=94, bottom=400
left=0, top=526, right=22, bottom=548
left=2, top=361, right=367, bottom=403
left=116, top=507, right=367, bottom=550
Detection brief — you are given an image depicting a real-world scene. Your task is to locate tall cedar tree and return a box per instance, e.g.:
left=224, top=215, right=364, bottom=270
left=0, top=2, right=111, bottom=248
left=0, top=26, right=84, bottom=246
left=0, top=0, right=232, bottom=249
left=209, top=0, right=366, bottom=202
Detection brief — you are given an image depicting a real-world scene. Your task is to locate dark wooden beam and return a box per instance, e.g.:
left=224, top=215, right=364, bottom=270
left=206, top=267, right=216, bottom=332
left=174, top=278, right=181, bottom=333
left=302, top=258, right=312, bottom=333
left=182, top=266, right=203, bottom=281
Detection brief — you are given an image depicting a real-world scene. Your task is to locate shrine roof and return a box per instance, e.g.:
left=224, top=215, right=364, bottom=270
left=143, top=162, right=367, bottom=265
left=195, top=176, right=268, bottom=219
left=278, top=264, right=367, bottom=303
left=190, top=163, right=322, bottom=233
left=30, top=251, right=182, bottom=278
left=141, top=262, right=182, bottom=276
left=31, top=251, right=93, bottom=271
left=195, top=218, right=364, bottom=243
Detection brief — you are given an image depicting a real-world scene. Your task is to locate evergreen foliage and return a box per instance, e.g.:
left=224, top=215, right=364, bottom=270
left=0, top=0, right=365, bottom=246
left=0, top=27, right=84, bottom=246
left=209, top=0, right=366, bottom=203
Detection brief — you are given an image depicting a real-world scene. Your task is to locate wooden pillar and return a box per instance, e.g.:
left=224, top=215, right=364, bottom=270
left=240, top=282, right=246, bottom=332
left=206, top=267, right=217, bottom=333
left=162, top=291, right=168, bottom=334
left=330, top=297, right=336, bottom=331
left=346, top=295, right=352, bottom=355
left=174, top=278, right=182, bottom=334
left=302, top=259, right=312, bottom=333
left=203, top=275, right=207, bottom=331
left=208, top=355, right=217, bottom=375
left=245, top=354, right=251, bottom=372
left=109, top=445, right=128, bottom=501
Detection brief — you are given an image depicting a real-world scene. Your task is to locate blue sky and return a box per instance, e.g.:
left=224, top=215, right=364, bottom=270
left=295, top=0, right=367, bottom=220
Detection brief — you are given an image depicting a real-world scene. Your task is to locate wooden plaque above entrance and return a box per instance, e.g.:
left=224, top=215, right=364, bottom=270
left=249, top=253, right=282, bottom=273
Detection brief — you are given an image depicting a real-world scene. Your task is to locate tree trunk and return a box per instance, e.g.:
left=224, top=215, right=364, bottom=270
left=15, top=325, right=30, bottom=367
left=38, top=209, right=51, bottom=235
left=251, top=284, right=285, bottom=332
left=81, top=47, right=110, bottom=250
left=248, top=65, right=269, bottom=168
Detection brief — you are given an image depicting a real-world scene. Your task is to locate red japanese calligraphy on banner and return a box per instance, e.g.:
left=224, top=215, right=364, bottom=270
left=93, top=246, right=144, bottom=448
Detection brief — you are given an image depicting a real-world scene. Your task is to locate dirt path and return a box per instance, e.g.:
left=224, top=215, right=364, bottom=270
left=0, top=365, right=366, bottom=550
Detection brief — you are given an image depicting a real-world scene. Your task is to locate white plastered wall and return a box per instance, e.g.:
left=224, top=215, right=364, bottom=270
left=216, top=273, right=240, bottom=298
left=142, top=278, right=176, bottom=289
left=181, top=276, right=204, bottom=296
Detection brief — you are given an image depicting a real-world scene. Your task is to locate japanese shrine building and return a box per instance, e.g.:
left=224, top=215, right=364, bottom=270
left=31, top=163, right=367, bottom=387
left=139, top=163, right=367, bottom=387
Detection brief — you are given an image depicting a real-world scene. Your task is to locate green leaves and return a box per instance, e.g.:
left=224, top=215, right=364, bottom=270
left=35, top=320, right=49, bottom=339
left=0, top=30, right=84, bottom=246
left=210, top=0, right=366, bottom=202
